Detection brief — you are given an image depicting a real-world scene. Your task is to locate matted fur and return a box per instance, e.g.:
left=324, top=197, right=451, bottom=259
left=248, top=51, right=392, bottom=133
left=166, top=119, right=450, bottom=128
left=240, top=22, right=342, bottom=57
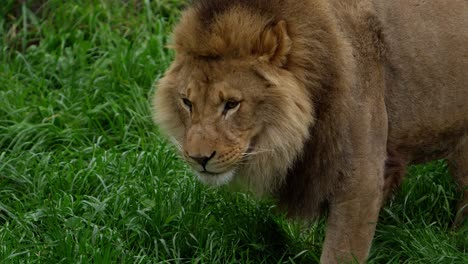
left=153, top=0, right=468, bottom=263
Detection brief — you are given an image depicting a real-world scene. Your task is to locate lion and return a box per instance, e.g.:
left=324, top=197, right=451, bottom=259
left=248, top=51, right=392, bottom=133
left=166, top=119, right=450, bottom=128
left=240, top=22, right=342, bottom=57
left=152, top=0, right=468, bottom=263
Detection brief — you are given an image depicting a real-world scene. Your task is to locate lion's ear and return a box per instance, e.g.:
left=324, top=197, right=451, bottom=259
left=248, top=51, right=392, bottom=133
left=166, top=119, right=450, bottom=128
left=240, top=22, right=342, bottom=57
left=258, top=20, right=291, bottom=67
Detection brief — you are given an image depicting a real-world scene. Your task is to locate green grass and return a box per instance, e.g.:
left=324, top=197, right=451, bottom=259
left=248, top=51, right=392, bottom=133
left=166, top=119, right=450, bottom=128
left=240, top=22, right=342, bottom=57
left=0, top=1, right=466, bottom=263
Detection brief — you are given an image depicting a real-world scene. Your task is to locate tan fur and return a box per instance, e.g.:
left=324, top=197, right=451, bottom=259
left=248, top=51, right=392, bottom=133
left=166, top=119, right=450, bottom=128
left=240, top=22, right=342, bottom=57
left=153, top=0, right=468, bottom=263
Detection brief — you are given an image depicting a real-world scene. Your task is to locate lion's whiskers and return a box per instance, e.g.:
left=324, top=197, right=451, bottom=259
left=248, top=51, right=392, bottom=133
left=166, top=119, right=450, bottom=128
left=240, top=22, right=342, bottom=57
left=172, top=140, right=182, bottom=151
left=242, top=148, right=273, bottom=155
left=233, top=160, right=252, bottom=166
left=242, top=148, right=273, bottom=157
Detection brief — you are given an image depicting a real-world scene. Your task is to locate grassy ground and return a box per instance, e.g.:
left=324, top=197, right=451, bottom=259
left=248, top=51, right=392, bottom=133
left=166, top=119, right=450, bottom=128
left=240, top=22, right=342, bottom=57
left=0, top=1, right=466, bottom=263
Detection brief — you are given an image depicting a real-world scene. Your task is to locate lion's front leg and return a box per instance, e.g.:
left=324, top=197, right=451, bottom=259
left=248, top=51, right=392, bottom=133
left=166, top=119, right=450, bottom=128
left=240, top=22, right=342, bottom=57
left=320, top=159, right=385, bottom=264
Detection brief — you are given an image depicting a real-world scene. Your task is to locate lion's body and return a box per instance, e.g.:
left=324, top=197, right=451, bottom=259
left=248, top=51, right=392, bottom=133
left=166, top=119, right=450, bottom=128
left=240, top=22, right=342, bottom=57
left=153, top=0, right=468, bottom=263
left=381, top=1, right=468, bottom=161
left=380, top=0, right=468, bottom=217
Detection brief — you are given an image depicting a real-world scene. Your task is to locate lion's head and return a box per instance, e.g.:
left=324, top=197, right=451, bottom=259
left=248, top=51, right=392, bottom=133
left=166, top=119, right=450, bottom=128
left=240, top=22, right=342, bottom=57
left=153, top=4, right=315, bottom=194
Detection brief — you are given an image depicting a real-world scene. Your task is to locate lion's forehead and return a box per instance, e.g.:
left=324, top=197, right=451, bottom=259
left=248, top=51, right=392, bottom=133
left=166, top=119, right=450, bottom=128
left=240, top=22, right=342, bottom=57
left=183, top=74, right=245, bottom=103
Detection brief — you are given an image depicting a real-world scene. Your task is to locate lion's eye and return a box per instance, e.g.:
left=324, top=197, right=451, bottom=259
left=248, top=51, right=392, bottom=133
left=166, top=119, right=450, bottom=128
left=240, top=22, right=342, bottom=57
left=182, top=98, right=192, bottom=112
left=224, top=100, right=240, bottom=113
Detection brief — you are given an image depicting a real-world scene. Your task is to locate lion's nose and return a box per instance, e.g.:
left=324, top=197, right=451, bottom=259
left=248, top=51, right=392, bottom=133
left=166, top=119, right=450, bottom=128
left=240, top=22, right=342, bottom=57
left=189, top=151, right=216, bottom=168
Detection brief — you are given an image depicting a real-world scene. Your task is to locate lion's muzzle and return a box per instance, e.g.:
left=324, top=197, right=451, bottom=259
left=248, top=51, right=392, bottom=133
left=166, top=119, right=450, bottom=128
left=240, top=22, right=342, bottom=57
left=188, top=151, right=216, bottom=170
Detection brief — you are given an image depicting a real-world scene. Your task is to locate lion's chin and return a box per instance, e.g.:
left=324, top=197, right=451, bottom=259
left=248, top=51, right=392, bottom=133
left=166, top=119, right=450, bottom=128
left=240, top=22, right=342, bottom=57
left=195, top=169, right=236, bottom=187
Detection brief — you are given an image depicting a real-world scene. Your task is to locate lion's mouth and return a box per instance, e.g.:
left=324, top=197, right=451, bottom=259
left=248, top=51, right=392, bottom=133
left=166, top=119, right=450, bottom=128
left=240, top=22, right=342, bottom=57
left=196, top=169, right=236, bottom=186
left=200, top=169, right=219, bottom=176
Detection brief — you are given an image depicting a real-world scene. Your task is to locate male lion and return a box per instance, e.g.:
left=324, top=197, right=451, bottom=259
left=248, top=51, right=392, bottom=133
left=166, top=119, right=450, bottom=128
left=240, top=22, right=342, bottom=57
left=152, top=0, right=468, bottom=263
